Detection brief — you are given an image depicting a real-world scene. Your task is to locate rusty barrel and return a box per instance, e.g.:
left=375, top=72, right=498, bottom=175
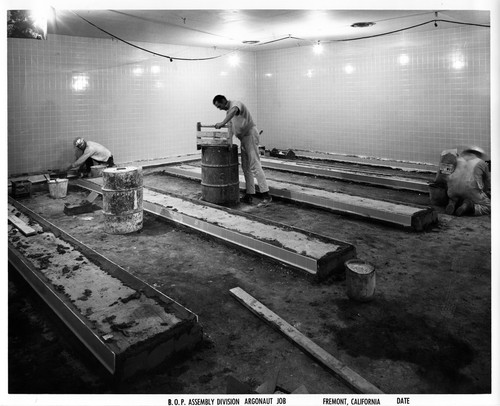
left=102, top=166, right=143, bottom=234
left=201, top=145, right=239, bottom=206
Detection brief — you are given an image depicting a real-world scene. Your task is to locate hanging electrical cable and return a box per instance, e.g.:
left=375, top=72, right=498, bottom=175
left=71, top=11, right=490, bottom=61
left=335, top=18, right=489, bottom=42
left=71, top=11, right=240, bottom=61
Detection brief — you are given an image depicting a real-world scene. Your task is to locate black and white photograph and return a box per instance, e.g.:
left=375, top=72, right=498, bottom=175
left=3, top=1, right=498, bottom=405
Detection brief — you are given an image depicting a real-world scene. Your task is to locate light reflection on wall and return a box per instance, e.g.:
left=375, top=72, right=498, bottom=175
left=133, top=67, right=144, bottom=76
left=398, top=54, right=410, bottom=65
left=71, top=74, right=89, bottom=91
left=344, top=64, right=355, bottom=74
left=151, top=65, right=161, bottom=74
left=306, top=69, right=313, bottom=78
left=228, top=54, right=240, bottom=66
left=451, top=53, right=466, bottom=70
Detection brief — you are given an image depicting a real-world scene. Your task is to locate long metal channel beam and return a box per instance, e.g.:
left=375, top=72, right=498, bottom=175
left=8, top=198, right=198, bottom=318
left=74, top=180, right=321, bottom=275
left=8, top=199, right=118, bottom=374
left=160, top=166, right=425, bottom=229
left=260, top=158, right=430, bottom=193
left=8, top=197, right=200, bottom=375
left=8, top=245, right=117, bottom=374
left=292, top=150, right=437, bottom=173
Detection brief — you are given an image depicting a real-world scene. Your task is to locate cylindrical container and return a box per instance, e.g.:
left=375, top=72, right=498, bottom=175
left=201, top=145, right=239, bottom=206
left=345, top=259, right=376, bottom=302
left=48, top=178, right=68, bottom=198
left=102, top=166, right=143, bottom=234
left=90, top=164, right=107, bottom=178
left=428, top=182, right=449, bottom=206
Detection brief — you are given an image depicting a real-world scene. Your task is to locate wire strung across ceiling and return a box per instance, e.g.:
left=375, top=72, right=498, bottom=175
left=71, top=11, right=490, bottom=62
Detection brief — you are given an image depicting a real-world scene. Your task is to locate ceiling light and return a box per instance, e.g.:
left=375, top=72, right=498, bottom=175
left=351, top=22, right=375, bottom=28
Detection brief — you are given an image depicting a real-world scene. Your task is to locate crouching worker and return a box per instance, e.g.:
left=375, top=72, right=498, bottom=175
left=67, top=137, right=114, bottom=176
left=445, top=146, right=491, bottom=216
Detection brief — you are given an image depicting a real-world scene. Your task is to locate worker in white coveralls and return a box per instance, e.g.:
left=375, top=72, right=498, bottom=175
left=444, top=146, right=491, bottom=216
left=67, top=137, right=115, bottom=177
left=213, top=95, right=272, bottom=207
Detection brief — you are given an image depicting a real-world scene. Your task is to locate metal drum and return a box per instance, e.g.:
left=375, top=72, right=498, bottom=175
left=345, top=259, right=376, bottom=302
left=201, top=145, right=239, bottom=206
left=102, top=166, right=143, bottom=234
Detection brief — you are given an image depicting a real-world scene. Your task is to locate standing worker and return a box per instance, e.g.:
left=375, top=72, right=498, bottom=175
left=67, top=137, right=114, bottom=177
left=213, top=95, right=272, bottom=206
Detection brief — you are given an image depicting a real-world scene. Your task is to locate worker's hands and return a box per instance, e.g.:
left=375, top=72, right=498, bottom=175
left=215, top=122, right=224, bottom=129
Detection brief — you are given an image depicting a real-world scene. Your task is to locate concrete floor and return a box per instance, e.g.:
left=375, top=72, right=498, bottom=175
left=7, top=157, right=492, bottom=398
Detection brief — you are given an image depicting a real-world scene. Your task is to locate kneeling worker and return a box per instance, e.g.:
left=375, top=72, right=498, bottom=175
left=67, top=137, right=114, bottom=176
left=446, top=145, right=491, bottom=216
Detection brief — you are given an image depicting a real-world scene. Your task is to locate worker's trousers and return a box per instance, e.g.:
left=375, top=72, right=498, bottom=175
left=239, top=127, right=269, bottom=194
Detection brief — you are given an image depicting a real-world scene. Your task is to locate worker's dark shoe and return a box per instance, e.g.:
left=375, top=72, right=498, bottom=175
left=445, top=200, right=457, bottom=215
left=241, top=194, right=254, bottom=204
left=257, top=194, right=272, bottom=207
left=456, top=199, right=474, bottom=216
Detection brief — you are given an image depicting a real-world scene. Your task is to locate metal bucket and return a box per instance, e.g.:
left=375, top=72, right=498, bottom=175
left=48, top=179, right=68, bottom=199
left=201, top=145, right=239, bottom=206
left=102, top=166, right=143, bottom=234
left=90, top=164, right=107, bottom=178
left=345, top=259, right=376, bottom=302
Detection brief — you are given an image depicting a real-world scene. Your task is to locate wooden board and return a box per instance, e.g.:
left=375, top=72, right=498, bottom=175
left=229, top=286, right=384, bottom=394
left=196, top=130, right=232, bottom=146
left=8, top=214, right=37, bottom=236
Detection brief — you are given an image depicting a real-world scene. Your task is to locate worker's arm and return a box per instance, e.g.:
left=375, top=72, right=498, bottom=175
left=69, top=148, right=93, bottom=169
left=215, top=106, right=239, bottom=129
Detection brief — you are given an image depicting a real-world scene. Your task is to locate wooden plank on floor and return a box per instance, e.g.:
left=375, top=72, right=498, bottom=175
left=229, top=286, right=384, bottom=395
left=8, top=214, right=37, bottom=236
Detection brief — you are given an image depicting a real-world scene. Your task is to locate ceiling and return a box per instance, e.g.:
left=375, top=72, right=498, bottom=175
left=48, top=9, right=490, bottom=52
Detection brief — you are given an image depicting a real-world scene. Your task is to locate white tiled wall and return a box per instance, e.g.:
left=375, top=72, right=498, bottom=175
left=256, top=26, right=490, bottom=164
left=7, top=35, right=256, bottom=175
left=7, top=24, right=491, bottom=175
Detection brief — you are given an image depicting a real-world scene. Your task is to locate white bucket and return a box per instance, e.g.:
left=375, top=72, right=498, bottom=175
left=345, top=259, right=376, bottom=302
left=48, top=178, right=68, bottom=198
left=90, top=165, right=107, bottom=178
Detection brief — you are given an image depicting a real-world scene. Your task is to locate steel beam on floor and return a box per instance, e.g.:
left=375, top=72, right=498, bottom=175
left=8, top=197, right=202, bottom=379
left=74, top=179, right=356, bottom=279
left=259, top=157, right=430, bottom=193
left=160, top=165, right=437, bottom=231
left=291, top=150, right=438, bottom=173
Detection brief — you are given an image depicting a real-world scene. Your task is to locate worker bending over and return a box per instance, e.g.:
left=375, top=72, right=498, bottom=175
left=67, top=137, right=114, bottom=176
left=445, top=146, right=491, bottom=216
left=213, top=95, right=272, bottom=206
